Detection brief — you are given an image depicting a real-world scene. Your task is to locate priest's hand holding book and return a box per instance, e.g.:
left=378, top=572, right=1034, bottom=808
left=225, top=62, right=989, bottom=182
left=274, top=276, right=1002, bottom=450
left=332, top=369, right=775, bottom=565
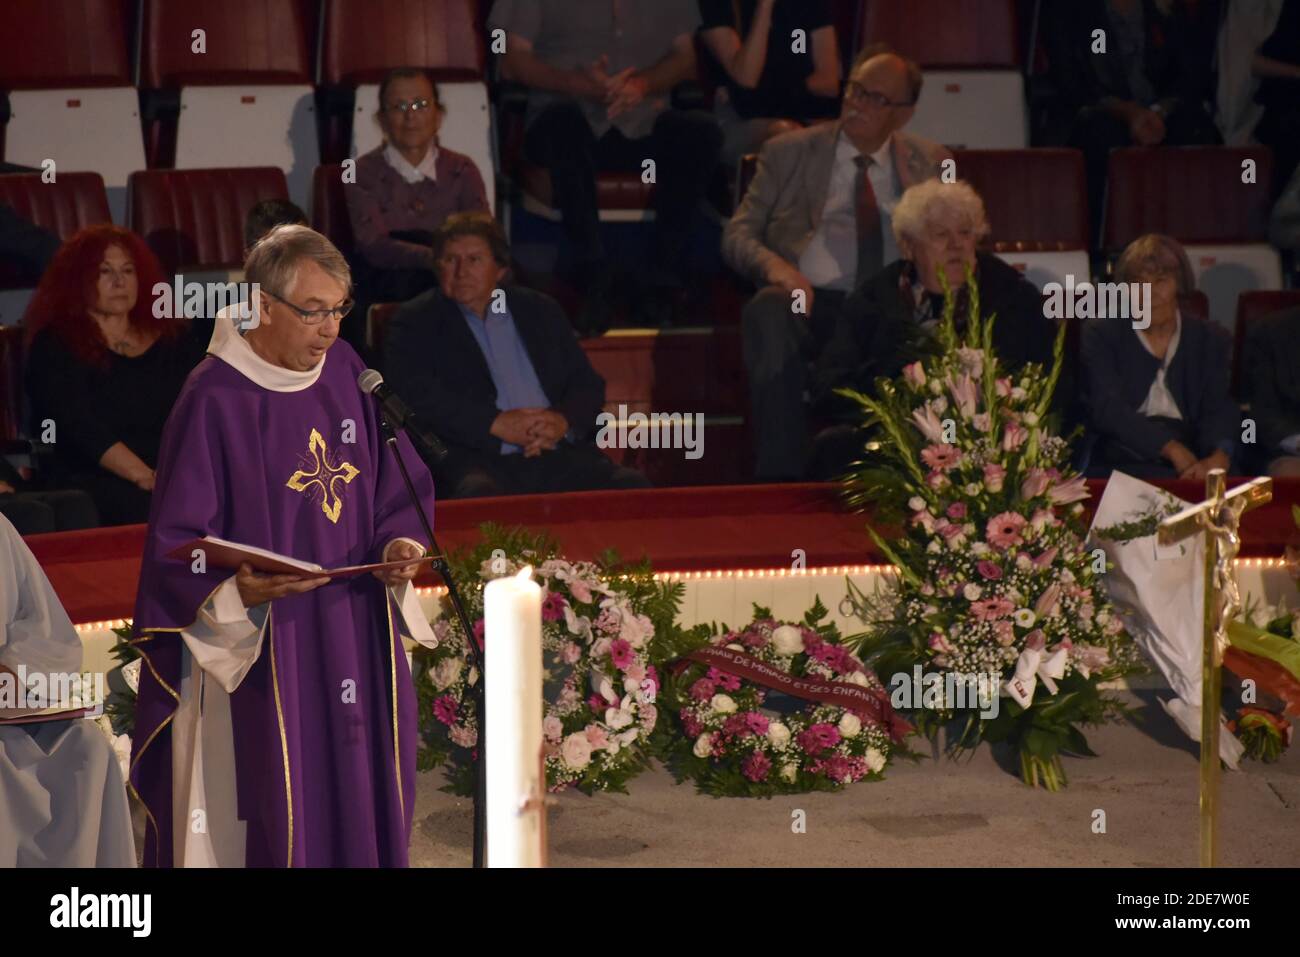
left=235, top=562, right=331, bottom=607
left=372, top=538, right=425, bottom=586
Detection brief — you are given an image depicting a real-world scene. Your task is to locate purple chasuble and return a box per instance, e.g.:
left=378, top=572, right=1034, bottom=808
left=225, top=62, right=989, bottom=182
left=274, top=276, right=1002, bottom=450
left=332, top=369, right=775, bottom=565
left=129, top=337, right=436, bottom=867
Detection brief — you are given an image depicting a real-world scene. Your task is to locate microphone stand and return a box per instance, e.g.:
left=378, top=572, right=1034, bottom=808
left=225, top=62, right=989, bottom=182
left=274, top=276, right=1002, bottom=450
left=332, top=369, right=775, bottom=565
left=378, top=415, right=486, bottom=869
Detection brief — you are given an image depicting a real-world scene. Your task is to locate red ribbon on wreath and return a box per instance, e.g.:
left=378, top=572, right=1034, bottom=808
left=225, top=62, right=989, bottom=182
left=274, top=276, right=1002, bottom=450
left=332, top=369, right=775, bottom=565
left=681, top=646, right=912, bottom=743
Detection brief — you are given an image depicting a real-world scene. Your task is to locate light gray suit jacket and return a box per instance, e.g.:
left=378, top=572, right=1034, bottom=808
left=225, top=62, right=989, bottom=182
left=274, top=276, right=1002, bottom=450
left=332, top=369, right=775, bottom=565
left=722, top=122, right=953, bottom=286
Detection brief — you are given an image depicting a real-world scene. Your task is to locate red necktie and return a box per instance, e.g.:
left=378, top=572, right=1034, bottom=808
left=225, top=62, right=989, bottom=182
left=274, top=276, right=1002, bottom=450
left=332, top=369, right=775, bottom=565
left=854, top=154, right=883, bottom=286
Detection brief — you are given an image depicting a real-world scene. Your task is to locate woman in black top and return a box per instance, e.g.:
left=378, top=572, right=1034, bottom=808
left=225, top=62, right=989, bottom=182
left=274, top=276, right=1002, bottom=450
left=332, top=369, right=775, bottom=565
left=23, top=225, right=210, bottom=526
left=1081, top=234, right=1240, bottom=479
left=698, top=0, right=843, bottom=165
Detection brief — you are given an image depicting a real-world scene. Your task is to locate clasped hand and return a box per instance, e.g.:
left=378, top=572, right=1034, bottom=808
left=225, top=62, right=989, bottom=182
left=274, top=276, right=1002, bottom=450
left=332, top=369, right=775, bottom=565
left=581, top=55, right=648, bottom=120
left=491, top=408, right=568, bottom=457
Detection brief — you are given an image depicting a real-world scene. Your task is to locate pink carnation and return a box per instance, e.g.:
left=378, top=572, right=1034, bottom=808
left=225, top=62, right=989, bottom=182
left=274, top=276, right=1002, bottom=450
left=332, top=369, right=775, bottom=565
left=986, top=511, right=1027, bottom=549
left=689, top=678, right=716, bottom=702
left=741, top=750, right=773, bottom=782
left=432, top=695, right=459, bottom=726
left=680, top=709, right=703, bottom=738
left=796, top=723, right=841, bottom=753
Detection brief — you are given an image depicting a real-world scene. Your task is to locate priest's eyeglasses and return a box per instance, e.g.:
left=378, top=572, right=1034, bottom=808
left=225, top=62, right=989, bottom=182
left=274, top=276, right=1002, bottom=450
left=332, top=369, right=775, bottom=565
left=265, top=290, right=354, bottom=324
left=385, top=97, right=433, bottom=115
left=845, top=81, right=915, bottom=109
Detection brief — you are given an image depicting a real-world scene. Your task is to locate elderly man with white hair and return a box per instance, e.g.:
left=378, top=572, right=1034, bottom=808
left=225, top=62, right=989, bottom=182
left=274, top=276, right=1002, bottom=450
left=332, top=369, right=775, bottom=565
left=808, top=179, right=1058, bottom=477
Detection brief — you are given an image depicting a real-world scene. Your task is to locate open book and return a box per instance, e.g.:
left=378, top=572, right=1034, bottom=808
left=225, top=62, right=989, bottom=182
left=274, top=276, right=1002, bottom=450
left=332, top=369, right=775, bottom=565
left=0, top=706, right=93, bottom=726
left=166, top=536, right=437, bottom=580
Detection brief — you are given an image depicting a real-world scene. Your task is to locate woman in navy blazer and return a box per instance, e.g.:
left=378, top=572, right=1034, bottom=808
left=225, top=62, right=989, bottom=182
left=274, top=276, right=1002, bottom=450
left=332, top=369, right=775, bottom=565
left=1081, top=234, right=1240, bottom=479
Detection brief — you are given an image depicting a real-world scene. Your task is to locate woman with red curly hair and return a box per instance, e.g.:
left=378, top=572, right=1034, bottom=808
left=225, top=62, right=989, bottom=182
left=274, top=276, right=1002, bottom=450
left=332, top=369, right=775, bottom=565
left=23, top=225, right=210, bottom=525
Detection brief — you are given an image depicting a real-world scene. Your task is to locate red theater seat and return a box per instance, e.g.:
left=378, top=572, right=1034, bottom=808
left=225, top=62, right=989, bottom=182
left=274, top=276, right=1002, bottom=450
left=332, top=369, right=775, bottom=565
left=0, top=173, right=112, bottom=289
left=861, top=0, right=1026, bottom=148
left=1234, top=290, right=1300, bottom=399
left=128, top=167, right=289, bottom=274
left=0, top=0, right=142, bottom=221
left=311, top=164, right=354, bottom=258
left=1103, top=147, right=1282, bottom=335
left=138, top=0, right=317, bottom=206
left=953, top=147, right=1090, bottom=290
left=318, top=0, right=494, bottom=209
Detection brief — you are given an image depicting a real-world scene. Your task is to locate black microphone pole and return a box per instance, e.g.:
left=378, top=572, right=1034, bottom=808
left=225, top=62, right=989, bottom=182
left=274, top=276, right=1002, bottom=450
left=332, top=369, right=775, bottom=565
left=377, top=414, right=486, bottom=869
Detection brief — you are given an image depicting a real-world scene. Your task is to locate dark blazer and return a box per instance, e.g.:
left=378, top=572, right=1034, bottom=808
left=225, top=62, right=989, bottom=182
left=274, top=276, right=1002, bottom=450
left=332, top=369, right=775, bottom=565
left=1080, top=312, right=1240, bottom=462
left=813, top=252, right=1058, bottom=417
left=1245, top=306, right=1300, bottom=455
left=1043, top=0, right=1219, bottom=111
left=382, top=285, right=606, bottom=456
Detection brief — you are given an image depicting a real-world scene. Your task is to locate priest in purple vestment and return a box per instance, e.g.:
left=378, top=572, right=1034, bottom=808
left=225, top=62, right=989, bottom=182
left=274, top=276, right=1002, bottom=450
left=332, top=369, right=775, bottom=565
left=129, top=225, right=439, bottom=867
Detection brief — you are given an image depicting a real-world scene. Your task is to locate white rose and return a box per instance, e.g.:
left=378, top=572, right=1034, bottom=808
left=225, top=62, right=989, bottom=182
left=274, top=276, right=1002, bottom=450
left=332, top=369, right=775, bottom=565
left=725, top=643, right=745, bottom=652
left=429, top=658, right=463, bottom=691
left=965, top=483, right=981, bottom=496
left=963, top=583, right=982, bottom=601
left=767, top=721, right=791, bottom=749
left=1022, top=411, right=1039, bottom=426
left=780, top=763, right=799, bottom=782
left=927, top=541, right=942, bottom=554
left=838, top=713, right=862, bottom=738
left=693, top=733, right=714, bottom=758
left=970, top=542, right=990, bottom=556
left=908, top=496, right=926, bottom=511
left=865, top=748, right=886, bottom=774
left=771, top=624, right=805, bottom=656
left=561, top=732, right=593, bottom=770
left=605, top=707, right=634, bottom=730
left=846, top=671, right=871, bottom=688
left=710, top=694, right=737, bottom=714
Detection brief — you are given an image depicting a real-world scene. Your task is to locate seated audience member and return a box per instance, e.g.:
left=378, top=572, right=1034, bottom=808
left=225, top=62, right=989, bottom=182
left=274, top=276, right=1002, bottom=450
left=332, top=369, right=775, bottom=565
left=491, top=0, right=723, bottom=331
left=383, top=213, right=650, bottom=497
left=0, top=455, right=97, bottom=535
left=245, top=198, right=307, bottom=253
left=1252, top=0, right=1300, bottom=192
left=725, top=48, right=950, bottom=480
left=809, top=180, right=1057, bottom=479
left=1081, top=234, right=1239, bottom=480
left=1044, top=0, right=1221, bottom=242
left=697, top=0, right=843, bottom=165
left=0, top=204, right=60, bottom=286
left=346, top=68, right=490, bottom=305
left=1244, top=303, right=1300, bottom=476
left=23, top=226, right=211, bottom=526
left=1, top=511, right=136, bottom=866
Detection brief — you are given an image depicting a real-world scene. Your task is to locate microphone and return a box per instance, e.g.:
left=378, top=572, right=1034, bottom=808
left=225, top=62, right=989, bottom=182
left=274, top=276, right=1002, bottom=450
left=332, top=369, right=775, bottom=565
left=358, top=369, right=448, bottom=462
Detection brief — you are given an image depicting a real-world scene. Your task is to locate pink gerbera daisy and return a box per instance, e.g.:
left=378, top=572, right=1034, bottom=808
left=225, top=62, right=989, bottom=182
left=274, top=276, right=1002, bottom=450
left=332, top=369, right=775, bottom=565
left=985, top=511, right=1027, bottom=549
left=920, top=443, right=962, bottom=471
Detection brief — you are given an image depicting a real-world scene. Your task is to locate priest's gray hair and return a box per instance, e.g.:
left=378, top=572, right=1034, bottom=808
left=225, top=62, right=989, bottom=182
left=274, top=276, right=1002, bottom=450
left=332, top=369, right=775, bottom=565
left=244, top=224, right=352, bottom=299
left=892, top=179, right=990, bottom=250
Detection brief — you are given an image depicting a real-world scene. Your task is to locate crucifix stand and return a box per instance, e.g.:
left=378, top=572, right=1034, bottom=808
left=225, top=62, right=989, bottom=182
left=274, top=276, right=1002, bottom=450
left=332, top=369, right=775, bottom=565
left=1157, top=470, right=1271, bottom=867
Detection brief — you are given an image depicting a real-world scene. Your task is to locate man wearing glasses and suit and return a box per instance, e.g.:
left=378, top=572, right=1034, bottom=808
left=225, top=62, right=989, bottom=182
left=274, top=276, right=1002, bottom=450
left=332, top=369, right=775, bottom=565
left=724, top=48, right=951, bottom=481
left=130, top=224, right=440, bottom=866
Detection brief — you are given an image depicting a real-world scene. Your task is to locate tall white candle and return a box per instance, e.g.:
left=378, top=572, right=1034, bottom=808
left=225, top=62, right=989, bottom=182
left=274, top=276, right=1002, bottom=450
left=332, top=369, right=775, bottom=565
left=485, top=565, right=544, bottom=867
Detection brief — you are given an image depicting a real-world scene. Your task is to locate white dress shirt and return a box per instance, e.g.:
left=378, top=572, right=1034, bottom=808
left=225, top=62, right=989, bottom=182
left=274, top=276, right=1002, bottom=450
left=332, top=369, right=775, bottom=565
left=798, top=133, right=900, bottom=291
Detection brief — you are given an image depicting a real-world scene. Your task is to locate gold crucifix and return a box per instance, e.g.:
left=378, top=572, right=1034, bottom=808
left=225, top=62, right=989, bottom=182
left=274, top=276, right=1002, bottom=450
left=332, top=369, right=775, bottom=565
left=1157, top=470, right=1271, bottom=867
